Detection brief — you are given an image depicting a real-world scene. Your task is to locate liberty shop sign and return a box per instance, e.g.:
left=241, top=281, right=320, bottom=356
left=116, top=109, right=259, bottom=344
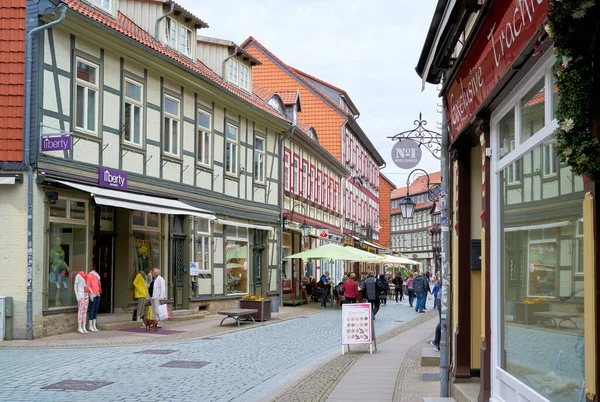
left=41, top=135, right=72, bottom=152
left=98, top=167, right=128, bottom=190
left=391, top=139, right=422, bottom=169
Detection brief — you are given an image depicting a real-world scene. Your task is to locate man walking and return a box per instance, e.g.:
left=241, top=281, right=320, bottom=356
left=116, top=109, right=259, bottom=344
left=148, top=268, right=166, bottom=327
left=362, top=271, right=381, bottom=318
left=392, top=272, right=404, bottom=303
left=413, top=271, right=427, bottom=313
left=320, top=271, right=331, bottom=309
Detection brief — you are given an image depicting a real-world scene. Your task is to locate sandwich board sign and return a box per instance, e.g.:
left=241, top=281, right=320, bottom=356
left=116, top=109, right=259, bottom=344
left=341, top=303, right=377, bottom=354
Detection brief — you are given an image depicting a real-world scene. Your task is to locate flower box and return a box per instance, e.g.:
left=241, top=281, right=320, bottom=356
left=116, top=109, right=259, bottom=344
left=238, top=299, right=272, bottom=322
left=514, top=302, right=550, bottom=325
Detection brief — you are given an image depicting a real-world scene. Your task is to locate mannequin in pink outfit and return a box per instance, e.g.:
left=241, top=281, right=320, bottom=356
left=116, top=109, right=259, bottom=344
left=74, top=271, right=89, bottom=334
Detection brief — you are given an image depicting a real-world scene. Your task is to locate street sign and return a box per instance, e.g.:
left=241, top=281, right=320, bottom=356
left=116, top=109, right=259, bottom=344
left=189, top=262, right=199, bottom=276
left=391, top=139, right=422, bottom=169
left=318, top=229, right=329, bottom=238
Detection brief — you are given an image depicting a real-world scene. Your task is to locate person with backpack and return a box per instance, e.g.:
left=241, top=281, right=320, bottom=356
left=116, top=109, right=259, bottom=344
left=320, top=271, right=332, bottom=309
left=362, top=272, right=381, bottom=318
left=413, top=271, right=428, bottom=313
left=392, top=273, right=404, bottom=303
left=378, top=274, right=389, bottom=305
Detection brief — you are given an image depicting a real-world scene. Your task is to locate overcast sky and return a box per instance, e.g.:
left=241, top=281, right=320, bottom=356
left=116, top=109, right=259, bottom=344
left=178, top=0, right=442, bottom=188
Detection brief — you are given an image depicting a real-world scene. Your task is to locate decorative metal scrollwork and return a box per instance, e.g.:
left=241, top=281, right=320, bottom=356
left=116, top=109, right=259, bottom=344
left=388, top=113, right=442, bottom=160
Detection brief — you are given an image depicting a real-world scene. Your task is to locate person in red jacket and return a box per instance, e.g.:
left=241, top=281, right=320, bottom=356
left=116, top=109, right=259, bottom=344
left=341, top=273, right=359, bottom=303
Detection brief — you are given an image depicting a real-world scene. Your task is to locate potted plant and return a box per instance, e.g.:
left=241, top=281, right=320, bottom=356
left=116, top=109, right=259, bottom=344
left=239, top=295, right=272, bottom=322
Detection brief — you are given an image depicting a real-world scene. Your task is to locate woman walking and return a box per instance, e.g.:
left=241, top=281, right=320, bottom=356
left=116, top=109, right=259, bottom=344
left=341, top=273, right=359, bottom=303
left=406, top=273, right=415, bottom=307
left=392, top=273, right=404, bottom=303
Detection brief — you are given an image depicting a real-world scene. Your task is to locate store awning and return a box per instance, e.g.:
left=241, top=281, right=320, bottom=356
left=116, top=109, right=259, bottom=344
left=217, top=218, right=274, bottom=232
left=55, top=180, right=216, bottom=220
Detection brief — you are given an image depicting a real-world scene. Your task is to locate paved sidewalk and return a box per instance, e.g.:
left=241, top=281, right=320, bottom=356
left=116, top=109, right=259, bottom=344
left=326, top=317, right=438, bottom=402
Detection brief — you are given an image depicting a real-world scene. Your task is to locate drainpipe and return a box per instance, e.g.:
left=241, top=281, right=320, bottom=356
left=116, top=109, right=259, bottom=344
left=24, top=4, right=68, bottom=341
left=221, top=45, right=239, bottom=80
left=278, top=125, right=297, bottom=306
left=154, top=1, right=175, bottom=41
left=439, top=74, right=451, bottom=397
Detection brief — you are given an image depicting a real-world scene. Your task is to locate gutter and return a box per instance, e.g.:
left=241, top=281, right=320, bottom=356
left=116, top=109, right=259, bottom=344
left=154, top=1, right=175, bottom=41
left=278, top=125, right=296, bottom=306
left=24, top=3, right=68, bottom=340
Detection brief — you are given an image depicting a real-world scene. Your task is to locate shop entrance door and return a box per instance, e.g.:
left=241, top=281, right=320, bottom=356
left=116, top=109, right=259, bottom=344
left=252, top=230, right=265, bottom=296
left=172, top=235, right=185, bottom=310
left=93, top=235, right=114, bottom=313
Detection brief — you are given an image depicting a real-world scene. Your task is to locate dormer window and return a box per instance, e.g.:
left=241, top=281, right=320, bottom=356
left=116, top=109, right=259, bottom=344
left=268, top=98, right=283, bottom=114
left=239, top=64, right=249, bottom=90
left=180, top=26, right=192, bottom=57
left=228, top=59, right=238, bottom=84
left=165, top=17, right=177, bottom=48
left=93, top=0, right=111, bottom=12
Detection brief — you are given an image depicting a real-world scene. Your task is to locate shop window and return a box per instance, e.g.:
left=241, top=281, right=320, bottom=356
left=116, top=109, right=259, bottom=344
left=499, top=142, right=585, bottom=400
left=197, top=109, right=212, bottom=167
left=132, top=211, right=161, bottom=283
left=48, top=197, right=88, bottom=309
left=98, top=206, right=114, bottom=231
left=520, top=78, right=546, bottom=143
left=192, top=218, right=211, bottom=297
left=225, top=123, right=239, bottom=176
left=124, top=78, right=143, bottom=147
left=226, top=239, right=248, bottom=295
left=75, top=57, right=99, bottom=134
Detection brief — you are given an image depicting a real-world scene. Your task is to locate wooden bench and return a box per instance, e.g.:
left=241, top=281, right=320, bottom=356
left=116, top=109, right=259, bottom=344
left=217, top=308, right=259, bottom=326
left=534, top=311, right=581, bottom=329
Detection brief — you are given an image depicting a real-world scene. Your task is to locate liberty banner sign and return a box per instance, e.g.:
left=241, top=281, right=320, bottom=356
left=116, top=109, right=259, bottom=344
left=98, top=167, right=128, bottom=190
left=41, top=135, right=72, bottom=152
left=391, top=139, right=422, bottom=169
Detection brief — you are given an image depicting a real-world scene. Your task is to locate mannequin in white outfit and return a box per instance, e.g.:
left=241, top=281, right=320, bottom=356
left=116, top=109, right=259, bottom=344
left=74, top=271, right=89, bottom=334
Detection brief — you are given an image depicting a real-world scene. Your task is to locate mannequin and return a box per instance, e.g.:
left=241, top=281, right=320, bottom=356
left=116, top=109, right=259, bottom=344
left=49, top=236, right=68, bottom=306
left=74, top=271, right=89, bottom=334
left=87, top=264, right=101, bottom=332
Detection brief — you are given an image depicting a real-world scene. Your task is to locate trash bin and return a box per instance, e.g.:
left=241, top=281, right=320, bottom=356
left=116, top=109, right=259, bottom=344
left=270, top=297, right=280, bottom=313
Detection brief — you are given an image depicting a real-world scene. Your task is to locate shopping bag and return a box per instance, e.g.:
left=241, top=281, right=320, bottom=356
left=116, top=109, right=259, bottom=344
left=157, top=303, right=171, bottom=321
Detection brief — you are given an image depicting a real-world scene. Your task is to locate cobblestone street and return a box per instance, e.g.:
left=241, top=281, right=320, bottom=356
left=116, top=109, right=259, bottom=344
left=0, top=301, right=428, bottom=402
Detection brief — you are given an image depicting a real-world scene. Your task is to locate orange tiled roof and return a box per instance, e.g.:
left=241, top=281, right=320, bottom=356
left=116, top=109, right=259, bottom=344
left=276, top=89, right=299, bottom=106
left=0, top=0, right=25, bottom=162
left=253, top=85, right=275, bottom=102
left=391, top=171, right=441, bottom=199
left=63, top=1, right=290, bottom=125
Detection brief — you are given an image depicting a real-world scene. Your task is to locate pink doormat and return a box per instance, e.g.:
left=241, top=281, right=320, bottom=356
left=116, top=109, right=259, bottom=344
left=120, top=327, right=185, bottom=335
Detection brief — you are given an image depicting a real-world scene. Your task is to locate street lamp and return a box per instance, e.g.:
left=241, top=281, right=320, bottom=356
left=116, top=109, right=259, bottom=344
left=399, top=168, right=438, bottom=220
left=399, top=196, right=415, bottom=219
left=299, top=220, right=311, bottom=237
left=284, top=203, right=312, bottom=237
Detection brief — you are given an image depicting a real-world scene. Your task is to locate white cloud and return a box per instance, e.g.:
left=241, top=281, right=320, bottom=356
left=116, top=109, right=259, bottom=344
left=179, top=0, right=442, bottom=187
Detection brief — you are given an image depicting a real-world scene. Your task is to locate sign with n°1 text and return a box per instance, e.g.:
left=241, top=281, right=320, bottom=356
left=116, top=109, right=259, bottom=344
left=98, top=167, right=128, bottom=190
left=391, top=139, right=422, bottom=169
left=342, top=303, right=372, bottom=344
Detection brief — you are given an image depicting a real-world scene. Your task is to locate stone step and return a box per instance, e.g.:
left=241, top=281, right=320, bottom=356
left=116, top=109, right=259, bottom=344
left=96, top=321, right=143, bottom=331
left=169, top=309, right=209, bottom=322
left=452, top=382, right=480, bottom=402
left=423, top=398, right=455, bottom=402
left=421, top=347, right=441, bottom=366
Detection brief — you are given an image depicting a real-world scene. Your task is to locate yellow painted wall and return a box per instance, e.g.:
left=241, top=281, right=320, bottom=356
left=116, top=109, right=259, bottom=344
left=583, top=192, right=596, bottom=400
left=470, top=145, right=482, bottom=369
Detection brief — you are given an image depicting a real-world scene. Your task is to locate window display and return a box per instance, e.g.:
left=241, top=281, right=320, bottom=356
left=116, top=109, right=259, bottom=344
left=226, top=240, right=248, bottom=294
left=131, top=211, right=161, bottom=298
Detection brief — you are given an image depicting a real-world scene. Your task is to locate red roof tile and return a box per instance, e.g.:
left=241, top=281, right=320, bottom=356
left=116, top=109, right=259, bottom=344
left=63, top=1, right=290, bottom=125
left=391, top=171, right=441, bottom=199
left=0, top=0, right=25, bottom=161
left=276, top=89, right=299, bottom=106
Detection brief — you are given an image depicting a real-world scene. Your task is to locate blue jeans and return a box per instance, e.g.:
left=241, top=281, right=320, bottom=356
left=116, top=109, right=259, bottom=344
left=321, top=287, right=328, bottom=307
left=407, top=289, right=414, bottom=306
left=415, top=291, right=426, bottom=313
left=89, top=296, right=101, bottom=320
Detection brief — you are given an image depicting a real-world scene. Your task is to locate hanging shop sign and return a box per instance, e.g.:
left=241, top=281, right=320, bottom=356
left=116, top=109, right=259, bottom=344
left=41, top=134, right=72, bottom=152
left=318, top=229, right=329, bottom=239
left=391, top=139, right=422, bottom=169
left=445, top=0, right=548, bottom=140
left=98, top=167, right=128, bottom=190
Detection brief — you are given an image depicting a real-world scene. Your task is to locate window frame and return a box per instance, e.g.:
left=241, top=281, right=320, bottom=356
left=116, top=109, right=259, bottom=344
left=310, top=165, right=316, bottom=202
left=542, top=140, right=558, bottom=178
left=163, top=94, right=181, bottom=157
left=180, top=25, right=193, bottom=58
left=317, top=170, right=322, bottom=205
left=123, top=77, right=144, bottom=148
left=164, top=17, right=177, bottom=48
left=284, top=147, right=291, bottom=193
left=293, top=154, right=300, bottom=195
left=239, top=63, right=250, bottom=91
left=197, top=108, right=212, bottom=167
left=302, top=159, right=308, bottom=199
left=254, top=135, right=266, bottom=184
left=74, top=56, right=100, bottom=135
left=334, top=182, right=339, bottom=213
left=229, top=58, right=239, bottom=86
left=225, top=123, right=239, bottom=176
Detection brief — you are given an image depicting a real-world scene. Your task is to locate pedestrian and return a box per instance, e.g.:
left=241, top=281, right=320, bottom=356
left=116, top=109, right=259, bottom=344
left=362, top=271, right=381, bottom=318
left=378, top=274, right=389, bottom=305
left=413, top=271, right=428, bottom=313
left=406, top=273, right=415, bottom=307
left=431, top=289, right=442, bottom=351
left=423, top=273, right=431, bottom=310
left=432, top=279, right=440, bottom=309
left=148, top=268, right=166, bottom=328
left=392, top=273, right=404, bottom=303
left=133, top=268, right=148, bottom=326
left=87, top=263, right=102, bottom=332
left=320, top=271, right=332, bottom=309
left=341, top=273, right=359, bottom=303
